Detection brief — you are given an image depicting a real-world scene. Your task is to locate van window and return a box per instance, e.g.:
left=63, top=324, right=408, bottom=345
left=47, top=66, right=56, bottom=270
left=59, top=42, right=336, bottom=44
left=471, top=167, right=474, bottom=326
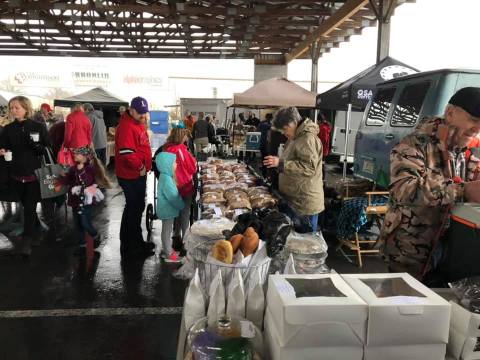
left=365, top=87, right=396, bottom=126
left=391, top=81, right=431, bottom=127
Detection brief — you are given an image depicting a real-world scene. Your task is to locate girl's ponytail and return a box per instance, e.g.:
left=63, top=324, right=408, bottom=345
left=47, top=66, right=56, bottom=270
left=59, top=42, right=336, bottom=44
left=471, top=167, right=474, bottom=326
left=92, top=156, right=112, bottom=189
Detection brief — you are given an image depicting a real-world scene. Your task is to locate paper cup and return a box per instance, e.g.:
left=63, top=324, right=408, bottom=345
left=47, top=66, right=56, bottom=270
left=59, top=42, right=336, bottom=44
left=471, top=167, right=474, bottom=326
left=4, top=151, right=12, bottom=161
left=31, top=133, right=40, bottom=142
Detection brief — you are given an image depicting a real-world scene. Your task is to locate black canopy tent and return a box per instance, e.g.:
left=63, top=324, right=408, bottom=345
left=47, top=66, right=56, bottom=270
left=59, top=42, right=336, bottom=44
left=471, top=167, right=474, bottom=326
left=316, top=56, right=418, bottom=111
left=316, top=57, right=418, bottom=180
left=54, top=87, right=128, bottom=108
left=54, top=87, right=128, bottom=128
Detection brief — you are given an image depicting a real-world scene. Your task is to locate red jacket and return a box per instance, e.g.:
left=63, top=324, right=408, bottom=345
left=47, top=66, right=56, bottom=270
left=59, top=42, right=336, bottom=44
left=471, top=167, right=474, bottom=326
left=318, top=121, right=332, bottom=158
left=64, top=110, right=92, bottom=149
left=164, top=143, right=197, bottom=197
left=115, top=112, right=152, bottom=179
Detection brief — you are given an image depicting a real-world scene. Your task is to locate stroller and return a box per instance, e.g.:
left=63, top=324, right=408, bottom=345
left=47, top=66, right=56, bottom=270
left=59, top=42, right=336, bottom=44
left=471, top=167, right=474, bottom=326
left=145, top=146, right=199, bottom=237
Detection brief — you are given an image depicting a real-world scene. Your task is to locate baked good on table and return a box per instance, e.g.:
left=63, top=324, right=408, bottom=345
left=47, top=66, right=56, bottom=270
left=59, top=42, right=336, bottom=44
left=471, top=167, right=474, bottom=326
left=251, top=196, right=277, bottom=209
left=240, top=227, right=260, bottom=256
left=229, top=234, right=243, bottom=253
left=201, top=192, right=226, bottom=204
left=212, top=240, right=233, bottom=264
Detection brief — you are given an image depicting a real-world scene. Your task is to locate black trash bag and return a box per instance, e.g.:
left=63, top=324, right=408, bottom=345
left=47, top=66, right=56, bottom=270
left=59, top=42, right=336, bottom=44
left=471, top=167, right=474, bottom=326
left=260, top=210, right=293, bottom=257
left=277, top=200, right=312, bottom=233
left=222, top=212, right=263, bottom=239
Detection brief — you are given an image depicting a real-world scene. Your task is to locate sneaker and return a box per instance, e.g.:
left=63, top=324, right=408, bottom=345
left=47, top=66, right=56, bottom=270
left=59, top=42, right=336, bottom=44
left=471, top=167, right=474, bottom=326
left=163, top=251, right=182, bottom=263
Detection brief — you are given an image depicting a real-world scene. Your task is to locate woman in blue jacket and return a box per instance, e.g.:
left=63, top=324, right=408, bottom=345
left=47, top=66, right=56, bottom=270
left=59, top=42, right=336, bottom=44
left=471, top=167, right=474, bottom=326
left=155, top=152, right=184, bottom=263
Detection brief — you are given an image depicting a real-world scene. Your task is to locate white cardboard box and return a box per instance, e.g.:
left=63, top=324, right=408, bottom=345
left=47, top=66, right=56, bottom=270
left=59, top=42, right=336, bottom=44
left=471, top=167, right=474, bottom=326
left=264, top=308, right=364, bottom=360
left=266, top=274, right=368, bottom=348
left=341, top=273, right=451, bottom=346
left=364, top=343, right=447, bottom=360
left=449, top=301, right=480, bottom=360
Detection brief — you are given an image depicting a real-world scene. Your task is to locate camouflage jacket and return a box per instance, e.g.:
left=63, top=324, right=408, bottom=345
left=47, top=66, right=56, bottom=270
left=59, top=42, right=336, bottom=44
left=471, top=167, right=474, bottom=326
left=381, top=117, right=480, bottom=278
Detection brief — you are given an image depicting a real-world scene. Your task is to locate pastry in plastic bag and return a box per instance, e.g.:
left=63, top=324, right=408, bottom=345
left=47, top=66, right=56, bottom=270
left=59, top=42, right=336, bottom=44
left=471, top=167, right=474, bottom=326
left=228, top=198, right=252, bottom=210
left=212, top=240, right=233, bottom=264
left=202, top=173, right=219, bottom=181
left=202, top=184, right=224, bottom=194
left=247, top=186, right=270, bottom=197
left=240, top=227, right=260, bottom=256
left=224, top=188, right=248, bottom=200
left=250, top=196, right=277, bottom=209
left=225, top=182, right=249, bottom=192
left=202, top=192, right=226, bottom=204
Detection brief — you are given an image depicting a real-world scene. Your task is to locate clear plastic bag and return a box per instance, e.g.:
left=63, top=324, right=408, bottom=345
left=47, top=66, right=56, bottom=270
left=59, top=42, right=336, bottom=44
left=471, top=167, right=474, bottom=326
left=450, top=276, right=480, bottom=313
left=283, top=232, right=329, bottom=274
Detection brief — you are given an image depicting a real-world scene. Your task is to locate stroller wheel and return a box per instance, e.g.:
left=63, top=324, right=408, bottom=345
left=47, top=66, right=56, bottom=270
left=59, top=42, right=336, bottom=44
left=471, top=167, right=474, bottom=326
left=146, top=203, right=154, bottom=234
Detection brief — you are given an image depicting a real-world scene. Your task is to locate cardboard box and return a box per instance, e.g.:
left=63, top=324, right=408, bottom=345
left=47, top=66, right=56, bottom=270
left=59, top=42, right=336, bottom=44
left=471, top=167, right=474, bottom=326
left=341, top=273, right=451, bottom=346
left=449, top=301, right=480, bottom=360
left=264, top=308, right=364, bottom=360
left=266, top=274, right=368, bottom=348
left=364, top=343, right=447, bottom=360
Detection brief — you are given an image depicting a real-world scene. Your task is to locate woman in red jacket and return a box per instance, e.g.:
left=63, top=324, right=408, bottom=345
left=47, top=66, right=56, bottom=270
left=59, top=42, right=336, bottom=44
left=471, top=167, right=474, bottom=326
left=163, top=126, right=197, bottom=246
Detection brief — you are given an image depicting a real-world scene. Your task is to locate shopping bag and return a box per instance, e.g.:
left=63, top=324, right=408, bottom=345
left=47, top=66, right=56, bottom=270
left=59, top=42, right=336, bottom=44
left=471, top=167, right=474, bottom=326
left=35, top=149, right=68, bottom=199
left=57, top=144, right=75, bottom=167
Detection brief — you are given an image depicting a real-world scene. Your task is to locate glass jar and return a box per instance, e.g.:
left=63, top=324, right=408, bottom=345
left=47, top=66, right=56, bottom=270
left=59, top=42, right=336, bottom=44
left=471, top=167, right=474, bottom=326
left=185, top=315, right=263, bottom=360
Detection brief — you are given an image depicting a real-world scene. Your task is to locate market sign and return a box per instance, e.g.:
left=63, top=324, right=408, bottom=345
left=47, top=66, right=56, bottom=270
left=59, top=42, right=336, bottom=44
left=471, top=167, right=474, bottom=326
left=72, top=71, right=111, bottom=86
left=10, top=71, right=60, bottom=87
left=123, top=74, right=165, bottom=88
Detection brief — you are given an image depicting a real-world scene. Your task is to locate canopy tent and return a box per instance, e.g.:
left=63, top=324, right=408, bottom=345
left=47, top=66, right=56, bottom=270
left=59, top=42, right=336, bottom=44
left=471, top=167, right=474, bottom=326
left=0, top=93, right=7, bottom=106
left=316, top=56, right=418, bottom=111
left=228, top=78, right=316, bottom=109
left=54, top=87, right=128, bottom=108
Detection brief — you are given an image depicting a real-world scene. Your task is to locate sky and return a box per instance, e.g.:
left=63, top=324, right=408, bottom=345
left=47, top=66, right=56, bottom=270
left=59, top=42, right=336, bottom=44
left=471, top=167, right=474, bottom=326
left=0, top=0, right=479, bottom=109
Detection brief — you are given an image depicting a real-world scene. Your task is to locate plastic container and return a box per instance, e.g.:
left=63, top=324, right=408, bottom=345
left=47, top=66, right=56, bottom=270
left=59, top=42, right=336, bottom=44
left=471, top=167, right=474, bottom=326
left=185, top=316, right=263, bottom=360
left=284, top=232, right=329, bottom=274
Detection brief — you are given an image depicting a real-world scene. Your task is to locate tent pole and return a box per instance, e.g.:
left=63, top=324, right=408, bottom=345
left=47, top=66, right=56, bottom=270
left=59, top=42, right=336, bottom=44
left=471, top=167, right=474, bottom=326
left=342, top=103, right=352, bottom=181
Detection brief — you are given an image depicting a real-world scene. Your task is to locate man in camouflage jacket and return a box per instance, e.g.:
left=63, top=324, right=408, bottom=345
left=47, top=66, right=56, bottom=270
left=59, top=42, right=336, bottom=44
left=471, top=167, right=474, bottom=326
left=381, top=87, right=480, bottom=279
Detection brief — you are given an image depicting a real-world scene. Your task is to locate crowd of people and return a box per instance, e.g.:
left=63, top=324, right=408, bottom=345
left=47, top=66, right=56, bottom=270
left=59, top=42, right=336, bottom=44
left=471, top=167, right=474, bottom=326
left=1, top=87, right=480, bottom=285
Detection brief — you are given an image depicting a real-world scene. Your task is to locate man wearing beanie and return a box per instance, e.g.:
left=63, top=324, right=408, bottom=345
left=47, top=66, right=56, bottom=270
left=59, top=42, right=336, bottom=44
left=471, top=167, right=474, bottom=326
left=115, top=96, right=155, bottom=258
left=381, top=87, right=480, bottom=280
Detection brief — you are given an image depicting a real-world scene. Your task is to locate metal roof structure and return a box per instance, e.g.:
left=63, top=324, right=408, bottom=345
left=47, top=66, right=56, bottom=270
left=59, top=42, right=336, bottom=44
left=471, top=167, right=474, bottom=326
left=0, top=0, right=414, bottom=62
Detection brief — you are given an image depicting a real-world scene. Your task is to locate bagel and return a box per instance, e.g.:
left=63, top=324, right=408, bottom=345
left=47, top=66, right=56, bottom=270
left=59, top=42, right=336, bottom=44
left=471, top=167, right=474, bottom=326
left=212, top=240, right=233, bottom=264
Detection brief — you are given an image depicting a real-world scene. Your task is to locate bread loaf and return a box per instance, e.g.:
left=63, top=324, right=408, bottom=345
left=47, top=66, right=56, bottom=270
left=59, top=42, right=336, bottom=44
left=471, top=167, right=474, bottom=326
left=240, top=227, right=260, bottom=256
left=212, top=240, right=234, bottom=264
left=229, top=234, right=244, bottom=253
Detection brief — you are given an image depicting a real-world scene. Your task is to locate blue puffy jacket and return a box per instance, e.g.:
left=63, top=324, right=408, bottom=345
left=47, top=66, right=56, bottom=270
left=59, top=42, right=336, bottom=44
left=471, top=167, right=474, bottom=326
left=155, top=152, right=185, bottom=220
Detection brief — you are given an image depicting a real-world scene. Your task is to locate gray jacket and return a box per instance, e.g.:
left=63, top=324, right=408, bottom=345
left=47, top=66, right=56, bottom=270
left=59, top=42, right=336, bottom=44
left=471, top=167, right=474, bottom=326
left=87, top=110, right=107, bottom=150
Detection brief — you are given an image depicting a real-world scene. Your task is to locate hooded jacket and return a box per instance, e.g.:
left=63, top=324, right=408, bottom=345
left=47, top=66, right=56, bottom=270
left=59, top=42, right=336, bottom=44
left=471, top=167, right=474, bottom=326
left=278, top=119, right=324, bottom=216
left=86, top=110, right=107, bottom=150
left=155, top=152, right=185, bottom=220
left=164, top=143, right=197, bottom=198
left=115, top=112, right=152, bottom=180
left=64, top=110, right=92, bottom=149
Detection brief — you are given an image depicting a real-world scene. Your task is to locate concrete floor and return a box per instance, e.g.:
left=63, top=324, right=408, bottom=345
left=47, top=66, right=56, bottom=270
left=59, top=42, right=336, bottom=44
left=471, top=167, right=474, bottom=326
left=0, top=163, right=386, bottom=360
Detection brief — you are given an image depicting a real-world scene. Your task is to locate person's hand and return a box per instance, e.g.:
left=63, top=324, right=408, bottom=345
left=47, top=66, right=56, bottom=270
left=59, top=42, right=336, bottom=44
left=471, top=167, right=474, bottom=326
left=464, top=180, right=480, bottom=203
left=263, top=156, right=279, bottom=168
left=0, top=149, right=5, bottom=156
left=140, top=165, right=146, bottom=176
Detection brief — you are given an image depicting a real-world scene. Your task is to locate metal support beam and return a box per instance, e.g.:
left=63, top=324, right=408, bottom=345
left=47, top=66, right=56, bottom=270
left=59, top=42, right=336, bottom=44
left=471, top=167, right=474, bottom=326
left=372, top=0, right=393, bottom=63
left=310, top=40, right=321, bottom=93
left=285, top=0, right=369, bottom=63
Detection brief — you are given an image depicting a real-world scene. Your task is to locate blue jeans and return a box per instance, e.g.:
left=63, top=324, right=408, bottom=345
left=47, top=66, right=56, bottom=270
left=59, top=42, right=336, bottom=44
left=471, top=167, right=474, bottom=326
left=73, top=205, right=97, bottom=246
left=309, top=213, right=319, bottom=233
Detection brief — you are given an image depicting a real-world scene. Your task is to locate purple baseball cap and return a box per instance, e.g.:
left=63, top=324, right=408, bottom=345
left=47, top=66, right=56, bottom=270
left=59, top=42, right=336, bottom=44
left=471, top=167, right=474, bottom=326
left=130, top=96, right=149, bottom=114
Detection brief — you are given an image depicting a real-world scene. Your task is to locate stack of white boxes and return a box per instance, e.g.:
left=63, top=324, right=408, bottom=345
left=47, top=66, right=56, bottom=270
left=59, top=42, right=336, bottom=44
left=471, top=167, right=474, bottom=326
left=265, top=272, right=451, bottom=360
left=449, top=301, right=480, bottom=360
left=343, top=273, right=451, bottom=360
left=265, top=273, right=368, bottom=360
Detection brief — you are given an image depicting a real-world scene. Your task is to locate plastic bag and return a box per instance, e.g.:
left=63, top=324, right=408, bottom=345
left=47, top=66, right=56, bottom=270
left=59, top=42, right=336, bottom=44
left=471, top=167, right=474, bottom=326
left=284, top=232, right=329, bottom=274
left=246, top=268, right=265, bottom=330
left=224, top=212, right=263, bottom=239
left=226, top=269, right=246, bottom=318
left=260, top=210, right=293, bottom=257
left=173, top=257, right=196, bottom=280
left=184, top=269, right=207, bottom=330
left=190, top=218, right=235, bottom=240
left=450, top=276, right=480, bottom=313
left=283, top=253, right=296, bottom=274
left=207, top=269, right=226, bottom=326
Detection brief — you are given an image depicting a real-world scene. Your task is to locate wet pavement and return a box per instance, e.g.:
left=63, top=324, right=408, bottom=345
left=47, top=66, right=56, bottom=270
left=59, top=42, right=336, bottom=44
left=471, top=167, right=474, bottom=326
left=0, top=162, right=386, bottom=360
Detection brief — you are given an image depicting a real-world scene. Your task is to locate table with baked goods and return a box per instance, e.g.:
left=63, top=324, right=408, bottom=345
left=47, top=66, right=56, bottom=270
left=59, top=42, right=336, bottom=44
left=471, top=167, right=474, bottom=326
left=175, top=158, right=470, bottom=360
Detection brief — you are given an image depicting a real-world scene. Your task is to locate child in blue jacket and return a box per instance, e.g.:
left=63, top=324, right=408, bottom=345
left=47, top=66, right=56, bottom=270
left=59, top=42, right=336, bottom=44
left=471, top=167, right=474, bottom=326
left=155, top=152, right=185, bottom=262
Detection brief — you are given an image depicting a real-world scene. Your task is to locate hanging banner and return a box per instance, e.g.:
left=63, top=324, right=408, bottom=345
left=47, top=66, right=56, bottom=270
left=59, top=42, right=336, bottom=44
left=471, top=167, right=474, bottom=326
left=10, top=71, right=61, bottom=87
left=71, top=70, right=111, bottom=87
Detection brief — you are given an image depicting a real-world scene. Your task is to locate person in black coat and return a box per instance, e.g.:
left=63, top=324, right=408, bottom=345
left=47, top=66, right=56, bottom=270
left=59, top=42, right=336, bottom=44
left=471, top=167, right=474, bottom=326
left=0, top=96, right=50, bottom=257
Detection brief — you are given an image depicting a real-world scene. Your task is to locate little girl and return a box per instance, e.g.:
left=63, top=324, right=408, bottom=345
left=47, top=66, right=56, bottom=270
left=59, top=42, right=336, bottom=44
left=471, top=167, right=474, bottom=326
left=155, top=152, right=184, bottom=263
left=61, top=146, right=111, bottom=256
